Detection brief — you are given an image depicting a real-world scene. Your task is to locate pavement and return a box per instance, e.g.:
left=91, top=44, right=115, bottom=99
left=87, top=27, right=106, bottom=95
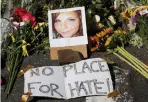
left=1, top=47, right=148, bottom=102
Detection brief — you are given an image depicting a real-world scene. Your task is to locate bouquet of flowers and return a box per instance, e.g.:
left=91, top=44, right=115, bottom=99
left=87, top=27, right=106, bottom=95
left=88, top=5, right=148, bottom=79
left=1, top=7, right=49, bottom=97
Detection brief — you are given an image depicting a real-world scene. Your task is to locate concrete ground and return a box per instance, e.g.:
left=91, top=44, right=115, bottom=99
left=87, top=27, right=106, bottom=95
left=1, top=47, right=148, bottom=102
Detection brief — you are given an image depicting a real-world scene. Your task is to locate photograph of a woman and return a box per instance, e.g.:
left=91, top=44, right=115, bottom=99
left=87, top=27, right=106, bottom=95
left=52, top=10, right=83, bottom=39
left=48, top=7, right=88, bottom=47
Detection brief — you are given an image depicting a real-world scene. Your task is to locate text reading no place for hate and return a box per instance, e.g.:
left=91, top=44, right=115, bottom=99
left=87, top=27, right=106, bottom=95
left=24, top=58, right=113, bottom=99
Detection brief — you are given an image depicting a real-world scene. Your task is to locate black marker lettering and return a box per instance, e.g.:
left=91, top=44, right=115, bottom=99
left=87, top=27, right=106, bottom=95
left=82, top=62, right=92, bottom=73
left=98, top=61, right=105, bottom=72
left=50, top=83, right=63, bottom=97
left=74, top=64, right=84, bottom=75
left=28, top=82, right=41, bottom=92
left=42, top=67, right=54, bottom=76
left=106, top=78, right=111, bottom=93
left=30, top=69, right=40, bottom=77
left=94, top=79, right=103, bottom=94
left=90, top=61, right=100, bottom=72
left=68, top=81, right=80, bottom=97
left=84, top=80, right=94, bottom=94
left=39, top=85, right=50, bottom=93
left=63, top=65, right=73, bottom=77
left=79, top=81, right=88, bottom=95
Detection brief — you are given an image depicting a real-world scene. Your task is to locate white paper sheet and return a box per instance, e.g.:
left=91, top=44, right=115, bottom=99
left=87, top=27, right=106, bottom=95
left=24, top=58, right=113, bottom=99
left=86, top=96, right=115, bottom=102
left=24, top=66, right=66, bottom=98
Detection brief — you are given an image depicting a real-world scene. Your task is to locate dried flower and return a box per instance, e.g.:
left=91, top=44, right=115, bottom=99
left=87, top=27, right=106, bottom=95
left=89, top=36, right=100, bottom=52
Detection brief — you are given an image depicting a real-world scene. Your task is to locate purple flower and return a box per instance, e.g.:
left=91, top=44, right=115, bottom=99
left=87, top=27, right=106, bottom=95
left=129, top=16, right=136, bottom=24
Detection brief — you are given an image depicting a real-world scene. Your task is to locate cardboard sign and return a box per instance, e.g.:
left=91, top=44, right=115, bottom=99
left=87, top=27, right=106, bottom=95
left=50, top=45, right=87, bottom=60
left=48, top=7, right=88, bottom=60
left=24, top=58, right=113, bottom=99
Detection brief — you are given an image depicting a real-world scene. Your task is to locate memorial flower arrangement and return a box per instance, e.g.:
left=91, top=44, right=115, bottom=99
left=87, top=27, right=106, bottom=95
left=1, top=0, right=148, bottom=98
left=89, top=5, right=148, bottom=79
left=1, top=7, right=49, bottom=96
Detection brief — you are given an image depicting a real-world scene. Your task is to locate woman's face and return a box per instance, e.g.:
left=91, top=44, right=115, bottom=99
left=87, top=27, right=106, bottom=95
left=54, top=11, right=80, bottom=38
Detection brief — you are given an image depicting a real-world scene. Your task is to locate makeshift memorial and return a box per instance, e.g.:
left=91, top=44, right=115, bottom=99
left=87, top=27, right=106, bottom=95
left=24, top=58, right=113, bottom=99
left=1, top=0, right=148, bottom=101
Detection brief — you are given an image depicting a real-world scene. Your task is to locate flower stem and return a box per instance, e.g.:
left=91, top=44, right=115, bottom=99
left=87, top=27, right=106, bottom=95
left=117, top=47, right=148, bottom=76
left=117, top=46, right=148, bottom=74
left=5, top=51, right=21, bottom=97
left=113, top=51, right=148, bottom=78
left=120, top=46, right=148, bottom=70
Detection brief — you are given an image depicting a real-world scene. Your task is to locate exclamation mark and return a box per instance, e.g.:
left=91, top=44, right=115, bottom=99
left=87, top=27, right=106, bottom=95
left=106, top=78, right=110, bottom=93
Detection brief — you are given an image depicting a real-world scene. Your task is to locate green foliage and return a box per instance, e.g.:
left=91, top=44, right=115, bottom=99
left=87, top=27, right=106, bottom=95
left=1, top=20, right=49, bottom=96
left=133, top=0, right=148, bottom=5
left=1, top=0, right=8, bottom=15
left=135, top=15, right=148, bottom=50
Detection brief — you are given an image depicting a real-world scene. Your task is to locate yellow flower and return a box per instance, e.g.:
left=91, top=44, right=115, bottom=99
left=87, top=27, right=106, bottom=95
left=98, top=23, right=104, bottom=28
left=34, top=22, right=48, bottom=30
left=9, top=33, right=15, bottom=42
left=108, top=15, right=116, bottom=25
left=121, top=8, right=134, bottom=20
left=114, top=29, right=127, bottom=35
left=105, top=36, right=112, bottom=46
left=22, top=40, right=30, bottom=57
left=96, top=28, right=112, bottom=38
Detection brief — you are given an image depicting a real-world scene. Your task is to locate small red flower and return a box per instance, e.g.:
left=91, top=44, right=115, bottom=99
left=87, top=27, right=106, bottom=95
left=21, top=13, right=36, bottom=27
left=13, top=8, right=36, bottom=27
left=13, top=8, right=29, bottom=16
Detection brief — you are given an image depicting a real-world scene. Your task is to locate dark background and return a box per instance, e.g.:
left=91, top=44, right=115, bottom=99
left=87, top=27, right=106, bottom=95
left=1, top=47, right=148, bottom=102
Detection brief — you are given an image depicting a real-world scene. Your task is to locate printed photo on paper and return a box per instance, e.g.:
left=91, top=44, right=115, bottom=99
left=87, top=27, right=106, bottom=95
left=48, top=7, right=88, bottom=47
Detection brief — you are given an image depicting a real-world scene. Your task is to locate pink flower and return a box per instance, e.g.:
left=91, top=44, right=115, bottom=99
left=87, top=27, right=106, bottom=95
left=21, top=13, right=36, bottom=27
left=13, top=8, right=36, bottom=27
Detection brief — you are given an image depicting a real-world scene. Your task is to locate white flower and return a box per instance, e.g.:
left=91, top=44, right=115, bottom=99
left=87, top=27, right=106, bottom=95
left=13, top=21, right=25, bottom=26
left=108, top=15, right=116, bottom=25
left=129, top=33, right=143, bottom=48
left=127, top=23, right=136, bottom=31
left=94, top=15, right=100, bottom=23
left=13, top=21, right=25, bottom=29
left=114, top=0, right=124, bottom=9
